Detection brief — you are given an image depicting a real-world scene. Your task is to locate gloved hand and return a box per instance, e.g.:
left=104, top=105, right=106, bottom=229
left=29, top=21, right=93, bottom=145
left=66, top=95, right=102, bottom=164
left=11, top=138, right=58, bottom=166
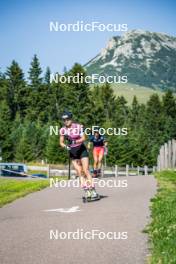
left=64, top=145, right=71, bottom=151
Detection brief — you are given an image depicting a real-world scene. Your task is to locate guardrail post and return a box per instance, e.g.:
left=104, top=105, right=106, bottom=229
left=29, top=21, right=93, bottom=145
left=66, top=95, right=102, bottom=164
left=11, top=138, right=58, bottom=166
left=126, top=165, right=129, bottom=177
left=47, top=164, right=50, bottom=178
left=101, top=164, right=104, bottom=178
left=115, top=165, right=118, bottom=178
left=137, top=166, right=140, bottom=176
left=144, top=165, right=148, bottom=176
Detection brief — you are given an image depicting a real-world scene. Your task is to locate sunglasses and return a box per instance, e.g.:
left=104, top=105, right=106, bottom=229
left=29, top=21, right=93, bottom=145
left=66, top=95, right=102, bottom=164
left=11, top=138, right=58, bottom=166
left=63, top=118, right=70, bottom=122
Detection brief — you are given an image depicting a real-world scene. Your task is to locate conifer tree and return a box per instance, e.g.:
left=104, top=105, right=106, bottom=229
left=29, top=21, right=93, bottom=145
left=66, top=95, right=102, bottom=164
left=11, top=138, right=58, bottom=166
left=44, top=67, right=51, bottom=86
left=6, top=60, right=27, bottom=119
left=28, top=54, right=42, bottom=88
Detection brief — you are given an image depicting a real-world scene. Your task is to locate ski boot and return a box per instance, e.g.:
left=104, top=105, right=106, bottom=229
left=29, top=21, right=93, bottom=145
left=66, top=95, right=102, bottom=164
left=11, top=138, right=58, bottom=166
left=82, top=186, right=100, bottom=202
left=97, top=169, right=101, bottom=177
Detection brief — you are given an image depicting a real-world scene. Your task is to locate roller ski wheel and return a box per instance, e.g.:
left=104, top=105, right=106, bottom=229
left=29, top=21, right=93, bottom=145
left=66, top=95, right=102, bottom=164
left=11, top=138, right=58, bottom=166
left=82, top=193, right=100, bottom=203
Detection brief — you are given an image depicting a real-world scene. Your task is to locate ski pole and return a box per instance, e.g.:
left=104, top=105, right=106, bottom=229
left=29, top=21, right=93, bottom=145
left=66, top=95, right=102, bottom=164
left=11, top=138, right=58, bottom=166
left=68, top=153, right=71, bottom=180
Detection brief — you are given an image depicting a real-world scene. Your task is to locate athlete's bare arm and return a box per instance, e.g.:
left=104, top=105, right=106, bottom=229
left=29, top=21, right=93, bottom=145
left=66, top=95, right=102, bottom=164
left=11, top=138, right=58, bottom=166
left=87, top=142, right=91, bottom=149
left=75, top=133, right=86, bottom=144
left=60, top=135, right=66, bottom=148
left=104, top=141, right=108, bottom=147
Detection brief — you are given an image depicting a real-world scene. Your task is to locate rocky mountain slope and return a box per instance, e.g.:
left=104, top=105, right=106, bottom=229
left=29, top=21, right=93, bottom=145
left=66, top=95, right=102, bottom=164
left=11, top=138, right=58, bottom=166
left=85, top=30, right=176, bottom=90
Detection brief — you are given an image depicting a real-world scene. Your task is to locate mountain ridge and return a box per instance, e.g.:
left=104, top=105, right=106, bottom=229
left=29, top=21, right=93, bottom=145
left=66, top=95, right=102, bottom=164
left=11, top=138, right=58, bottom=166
left=85, top=30, right=176, bottom=91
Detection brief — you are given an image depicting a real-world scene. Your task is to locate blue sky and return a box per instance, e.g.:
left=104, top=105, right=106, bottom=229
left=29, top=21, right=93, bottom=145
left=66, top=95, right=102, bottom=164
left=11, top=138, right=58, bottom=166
left=1, top=0, right=176, bottom=76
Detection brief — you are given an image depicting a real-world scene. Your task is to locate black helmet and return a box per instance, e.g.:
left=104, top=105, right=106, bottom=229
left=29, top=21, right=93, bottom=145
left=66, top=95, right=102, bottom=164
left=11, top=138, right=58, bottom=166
left=93, top=126, right=100, bottom=132
left=61, top=111, right=72, bottom=120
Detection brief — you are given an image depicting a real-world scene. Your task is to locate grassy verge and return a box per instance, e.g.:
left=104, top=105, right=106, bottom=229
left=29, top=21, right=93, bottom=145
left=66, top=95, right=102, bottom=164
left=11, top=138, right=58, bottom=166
left=0, top=178, right=49, bottom=208
left=28, top=170, right=47, bottom=176
left=146, top=170, right=176, bottom=263
left=0, top=176, right=70, bottom=208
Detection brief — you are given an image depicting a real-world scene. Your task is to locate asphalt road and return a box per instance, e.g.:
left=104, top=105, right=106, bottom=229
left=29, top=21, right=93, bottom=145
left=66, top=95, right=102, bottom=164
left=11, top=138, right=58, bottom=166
left=0, top=176, right=156, bottom=264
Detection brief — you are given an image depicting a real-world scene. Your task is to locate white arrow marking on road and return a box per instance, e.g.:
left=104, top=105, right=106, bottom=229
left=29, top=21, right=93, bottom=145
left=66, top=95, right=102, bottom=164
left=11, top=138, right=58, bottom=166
left=43, top=206, right=81, bottom=213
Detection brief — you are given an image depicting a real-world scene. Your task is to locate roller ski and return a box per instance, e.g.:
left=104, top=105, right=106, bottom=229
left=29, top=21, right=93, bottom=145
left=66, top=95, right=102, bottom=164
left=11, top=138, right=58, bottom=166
left=82, top=187, right=100, bottom=203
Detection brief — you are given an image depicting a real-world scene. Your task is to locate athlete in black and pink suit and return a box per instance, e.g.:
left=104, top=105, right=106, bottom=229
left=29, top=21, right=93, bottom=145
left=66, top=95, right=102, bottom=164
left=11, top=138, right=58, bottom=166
left=59, top=111, right=98, bottom=199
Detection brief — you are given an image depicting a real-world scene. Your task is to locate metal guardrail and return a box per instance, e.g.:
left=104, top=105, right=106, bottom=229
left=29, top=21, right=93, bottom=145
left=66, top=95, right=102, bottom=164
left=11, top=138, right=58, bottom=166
left=27, top=165, right=156, bottom=178
left=1, top=165, right=155, bottom=178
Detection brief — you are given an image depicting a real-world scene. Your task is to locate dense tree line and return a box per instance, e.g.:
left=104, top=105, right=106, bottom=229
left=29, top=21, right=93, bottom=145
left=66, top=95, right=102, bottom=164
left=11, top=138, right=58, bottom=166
left=0, top=55, right=176, bottom=166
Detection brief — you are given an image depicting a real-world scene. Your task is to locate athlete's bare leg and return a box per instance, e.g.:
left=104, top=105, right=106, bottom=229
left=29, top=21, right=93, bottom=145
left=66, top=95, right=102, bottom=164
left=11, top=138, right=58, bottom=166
left=93, top=151, right=99, bottom=170
left=98, top=151, right=104, bottom=169
left=72, top=159, right=86, bottom=187
left=81, top=157, right=94, bottom=187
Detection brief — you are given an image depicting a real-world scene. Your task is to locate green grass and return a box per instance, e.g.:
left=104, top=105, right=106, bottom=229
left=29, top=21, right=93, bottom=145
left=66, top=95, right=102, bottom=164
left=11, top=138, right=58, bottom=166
left=0, top=176, right=69, bottom=208
left=111, top=83, right=164, bottom=104
left=0, top=178, right=49, bottom=207
left=27, top=162, right=48, bottom=166
left=146, top=170, right=176, bottom=264
left=28, top=170, right=47, bottom=177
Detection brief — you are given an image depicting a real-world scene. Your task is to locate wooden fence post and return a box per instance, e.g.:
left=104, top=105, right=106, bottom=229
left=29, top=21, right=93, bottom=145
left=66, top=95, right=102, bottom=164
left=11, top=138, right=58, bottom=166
left=157, top=155, right=160, bottom=171
left=157, top=139, right=176, bottom=172
left=164, top=143, right=167, bottom=169
left=161, top=146, right=164, bottom=170
left=168, top=140, right=172, bottom=168
left=172, top=139, right=176, bottom=168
